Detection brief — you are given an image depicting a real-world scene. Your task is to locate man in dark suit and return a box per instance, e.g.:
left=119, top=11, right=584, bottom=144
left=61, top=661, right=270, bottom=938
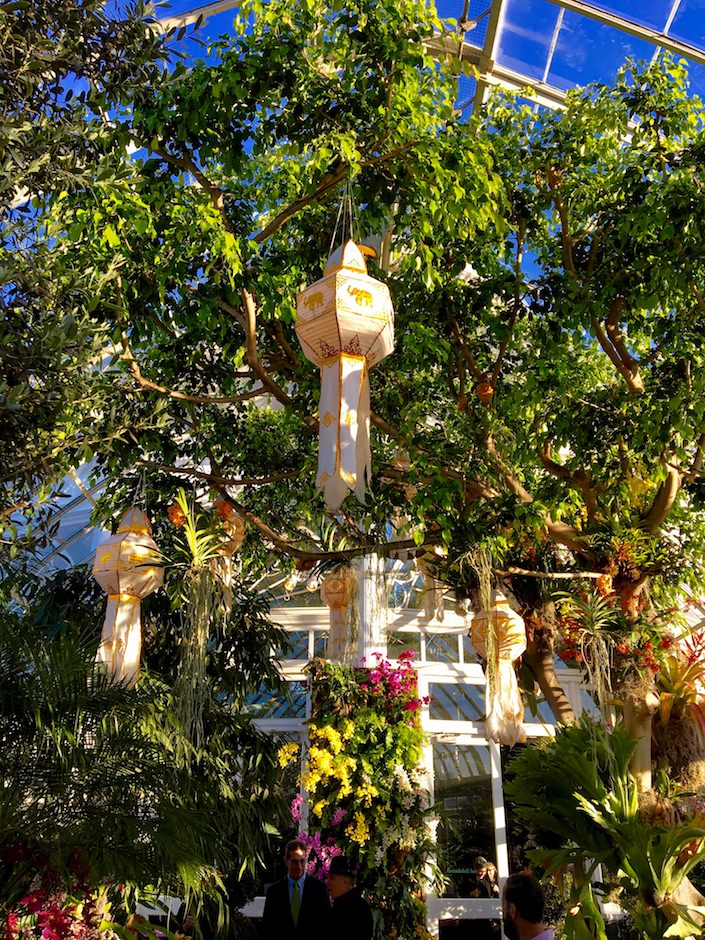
left=260, top=839, right=329, bottom=940
left=327, top=855, right=373, bottom=940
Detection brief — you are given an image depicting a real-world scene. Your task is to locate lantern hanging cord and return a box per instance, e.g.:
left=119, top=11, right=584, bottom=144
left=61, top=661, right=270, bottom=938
left=329, top=176, right=359, bottom=254
left=131, top=467, right=147, bottom=508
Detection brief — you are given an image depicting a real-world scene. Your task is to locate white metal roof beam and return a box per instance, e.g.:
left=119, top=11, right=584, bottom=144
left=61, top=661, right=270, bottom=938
left=158, top=0, right=238, bottom=31
left=472, top=0, right=507, bottom=113
left=546, top=0, right=705, bottom=66
left=461, top=43, right=567, bottom=110
left=650, top=0, right=683, bottom=64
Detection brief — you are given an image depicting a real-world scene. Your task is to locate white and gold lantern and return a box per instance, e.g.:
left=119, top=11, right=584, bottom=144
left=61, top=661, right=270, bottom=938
left=471, top=591, right=527, bottom=746
left=296, top=240, right=394, bottom=510
left=321, top=567, right=356, bottom=662
left=93, top=507, right=163, bottom=687
left=212, top=499, right=246, bottom=597
left=418, top=548, right=447, bottom=623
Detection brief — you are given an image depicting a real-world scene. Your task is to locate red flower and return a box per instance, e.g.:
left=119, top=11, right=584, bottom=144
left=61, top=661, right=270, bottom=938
left=19, top=890, right=46, bottom=913
left=6, top=911, right=18, bottom=940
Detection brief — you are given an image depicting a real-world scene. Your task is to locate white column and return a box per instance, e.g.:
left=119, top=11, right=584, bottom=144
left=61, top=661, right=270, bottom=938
left=353, top=553, right=388, bottom=664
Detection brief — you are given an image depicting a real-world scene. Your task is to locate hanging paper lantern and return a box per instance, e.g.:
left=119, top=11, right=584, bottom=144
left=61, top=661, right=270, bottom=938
left=214, top=499, right=246, bottom=556
left=212, top=499, right=246, bottom=596
left=417, top=546, right=448, bottom=622
left=471, top=591, right=527, bottom=746
left=92, top=508, right=163, bottom=687
left=321, top=567, right=356, bottom=663
left=296, top=240, right=394, bottom=510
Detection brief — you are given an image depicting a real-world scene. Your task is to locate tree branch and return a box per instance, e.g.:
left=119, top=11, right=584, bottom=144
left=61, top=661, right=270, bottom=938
left=537, top=439, right=602, bottom=525
left=605, top=295, right=640, bottom=373
left=150, top=143, right=232, bottom=233
left=546, top=171, right=576, bottom=277
left=685, top=434, right=705, bottom=484
left=591, top=315, right=645, bottom=393
left=241, top=288, right=293, bottom=407
left=371, top=412, right=497, bottom=500
left=137, top=459, right=304, bottom=488
left=490, top=220, right=524, bottom=387
left=448, top=317, right=484, bottom=382
left=253, top=143, right=415, bottom=245
left=216, top=489, right=440, bottom=561
left=642, top=465, right=682, bottom=532
left=486, top=433, right=597, bottom=561
left=127, top=361, right=264, bottom=405
left=494, top=567, right=603, bottom=579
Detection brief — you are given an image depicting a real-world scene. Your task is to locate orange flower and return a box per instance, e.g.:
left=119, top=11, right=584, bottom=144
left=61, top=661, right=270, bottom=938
left=167, top=503, right=186, bottom=527
left=214, top=499, right=233, bottom=521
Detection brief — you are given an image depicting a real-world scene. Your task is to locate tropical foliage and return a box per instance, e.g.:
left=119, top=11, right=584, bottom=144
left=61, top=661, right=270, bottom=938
left=1, top=0, right=166, bottom=522
left=506, top=719, right=705, bottom=940
left=0, top=619, right=223, bottom=913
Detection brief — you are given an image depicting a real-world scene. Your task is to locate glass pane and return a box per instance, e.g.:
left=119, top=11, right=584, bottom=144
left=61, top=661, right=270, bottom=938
left=388, top=633, right=422, bottom=660
left=548, top=11, right=655, bottom=89
left=426, top=634, right=461, bottom=663
left=277, top=631, right=309, bottom=659
left=246, top=681, right=307, bottom=719
left=313, top=632, right=327, bottom=657
left=429, top=683, right=485, bottom=722
left=433, top=743, right=497, bottom=899
left=522, top=696, right=558, bottom=724
left=496, top=0, right=560, bottom=80
left=462, top=635, right=481, bottom=664
left=671, top=0, right=705, bottom=51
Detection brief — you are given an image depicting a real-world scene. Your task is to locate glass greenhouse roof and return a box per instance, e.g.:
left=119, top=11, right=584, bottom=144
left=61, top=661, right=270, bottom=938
left=157, top=0, right=705, bottom=105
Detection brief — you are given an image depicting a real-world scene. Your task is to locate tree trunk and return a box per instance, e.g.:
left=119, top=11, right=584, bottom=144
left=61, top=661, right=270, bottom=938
left=524, top=618, right=576, bottom=726
left=622, top=700, right=652, bottom=792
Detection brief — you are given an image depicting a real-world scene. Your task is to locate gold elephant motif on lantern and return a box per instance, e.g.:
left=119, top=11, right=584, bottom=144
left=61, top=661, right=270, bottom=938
left=347, top=285, right=373, bottom=307
left=303, top=290, right=324, bottom=312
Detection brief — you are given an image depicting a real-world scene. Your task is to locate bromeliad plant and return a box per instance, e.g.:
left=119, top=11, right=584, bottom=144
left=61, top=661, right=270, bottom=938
left=505, top=718, right=705, bottom=940
left=279, top=652, right=440, bottom=940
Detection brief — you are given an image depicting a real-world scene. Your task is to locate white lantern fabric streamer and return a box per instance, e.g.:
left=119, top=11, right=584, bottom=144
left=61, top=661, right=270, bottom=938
left=296, top=241, right=394, bottom=510
left=93, top=508, right=163, bottom=687
left=471, top=591, right=527, bottom=746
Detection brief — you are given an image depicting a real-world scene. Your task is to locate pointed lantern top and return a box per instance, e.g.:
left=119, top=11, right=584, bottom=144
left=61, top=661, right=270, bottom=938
left=116, top=507, right=152, bottom=535
left=323, top=240, right=368, bottom=276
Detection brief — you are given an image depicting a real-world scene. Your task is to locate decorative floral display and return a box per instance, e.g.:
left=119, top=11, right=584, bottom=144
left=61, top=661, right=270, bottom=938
left=1, top=850, right=108, bottom=940
left=278, top=652, right=439, bottom=939
left=554, top=589, right=672, bottom=681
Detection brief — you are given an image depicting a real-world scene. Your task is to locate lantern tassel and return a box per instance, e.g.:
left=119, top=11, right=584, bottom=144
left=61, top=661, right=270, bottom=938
left=317, top=352, right=370, bottom=510
left=485, top=660, right=526, bottom=747
left=96, top=593, right=142, bottom=687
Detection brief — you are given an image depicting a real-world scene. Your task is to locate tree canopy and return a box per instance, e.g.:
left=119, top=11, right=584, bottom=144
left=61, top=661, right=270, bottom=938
left=14, top=0, right=702, bottom=589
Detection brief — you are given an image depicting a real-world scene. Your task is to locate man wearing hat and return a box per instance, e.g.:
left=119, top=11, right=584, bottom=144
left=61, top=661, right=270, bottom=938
left=326, top=855, right=373, bottom=940
left=260, top=839, right=329, bottom=940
